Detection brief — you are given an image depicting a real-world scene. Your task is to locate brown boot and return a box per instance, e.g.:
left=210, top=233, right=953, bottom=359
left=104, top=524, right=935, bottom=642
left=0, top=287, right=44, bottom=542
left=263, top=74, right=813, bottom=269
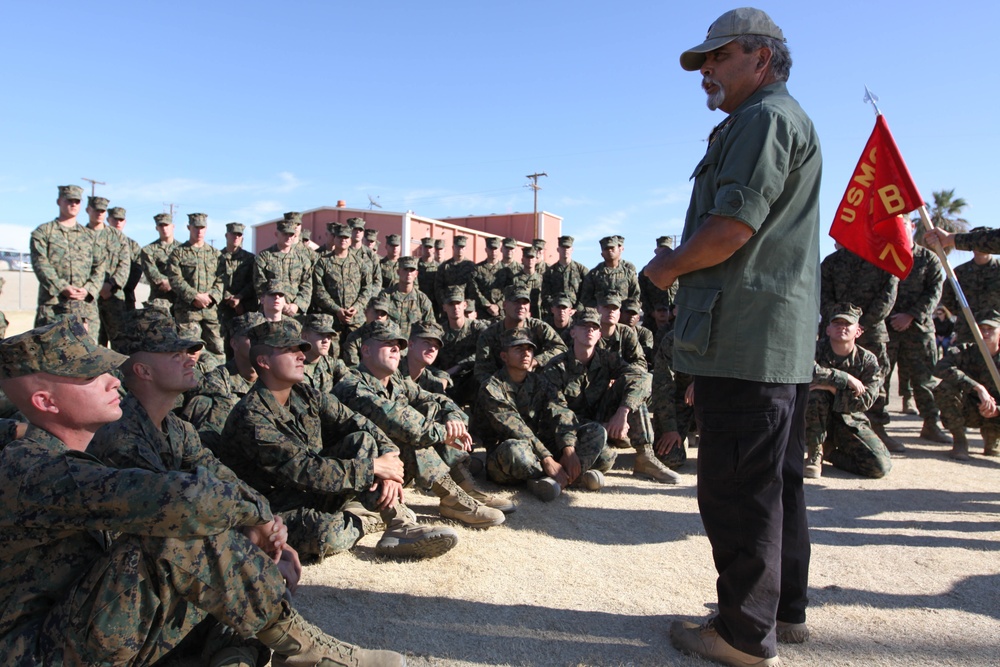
left=634, top=445, right=681, bottom=484
left=451, top=462, right=516, bottom=513
left=257, top=604, right=407, bottom=667
left=901, top=396, right=918, bottom=414
left=948, top=432, right=971, bottom=461
left=375, top=504, right=458, bottom=559
left=980, top=429, right=999, bottom=457
left=432, top=476, right=505, bottom=527
left=803, top=443, right=822, bottom=479
left=920, top=418, right=953, bottom=444
left=872, top=422, right=906, bottom=452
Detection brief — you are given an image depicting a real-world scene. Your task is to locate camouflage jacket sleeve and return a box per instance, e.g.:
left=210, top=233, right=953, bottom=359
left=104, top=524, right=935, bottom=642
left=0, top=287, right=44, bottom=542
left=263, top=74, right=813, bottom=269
left=141, top=243, right=168, bottom=285
left=106, top=229, right=131, bottom=291
left=84, top=230, right=106, bottom=299
left=333, top=370, right=448, bottom=449
left=859, top=268, right=899, bottom=331
left=294, top=250, right=315, bottom=309
left=955, top=228, right=1000, bottom=255
left=812, top=346, right=881, bottom=413
left=5, top=427, right=271, bottom=537
left=531, top=319, right=569, bottom=368
left=933, top=343, right=998, bottom=397
left=615, top=326, right=647, bottom=370
left=320, top=392, right=399, bottom=457
left=650, top=331, right=679, bottom=434
left=311, top=257, right=341, bottom=314
left=220, top=385, right=375, bottom=495
left=892, top=247, right=944, bottom=328
left=30, top=223, right=69, bottom=297
left=474, top=323, right=502, bottom=385
left=166, top=246, right=198, bottom=303
left=402, top=374, right=467, bottom=423
left=252, top=251, right=270, bottom=298
left=577, top=269, right=597, bottom=309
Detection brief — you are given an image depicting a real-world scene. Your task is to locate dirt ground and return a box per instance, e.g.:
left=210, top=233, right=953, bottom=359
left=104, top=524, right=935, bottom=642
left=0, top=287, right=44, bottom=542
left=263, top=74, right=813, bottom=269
left=2, top=271, right=997, bottom=666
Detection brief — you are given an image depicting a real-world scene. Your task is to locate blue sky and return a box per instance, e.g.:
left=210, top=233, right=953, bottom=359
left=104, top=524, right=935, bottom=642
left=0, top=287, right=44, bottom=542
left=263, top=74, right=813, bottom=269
left=1, top=1, right=992, bottom=269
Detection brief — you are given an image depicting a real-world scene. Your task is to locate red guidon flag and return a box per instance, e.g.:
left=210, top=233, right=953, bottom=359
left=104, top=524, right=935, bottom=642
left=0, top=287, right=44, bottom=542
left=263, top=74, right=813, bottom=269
left=830, top=115, right=923, bottom=279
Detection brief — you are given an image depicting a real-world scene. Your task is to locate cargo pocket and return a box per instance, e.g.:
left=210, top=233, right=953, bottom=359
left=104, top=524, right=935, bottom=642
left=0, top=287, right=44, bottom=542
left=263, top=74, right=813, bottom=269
left=673, top=286, right=721, bottom=356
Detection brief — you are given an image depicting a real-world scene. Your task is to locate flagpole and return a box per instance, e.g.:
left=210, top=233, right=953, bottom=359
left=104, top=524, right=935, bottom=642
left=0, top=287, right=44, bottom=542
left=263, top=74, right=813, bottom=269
left=917, top=206, right=1000, bottom=395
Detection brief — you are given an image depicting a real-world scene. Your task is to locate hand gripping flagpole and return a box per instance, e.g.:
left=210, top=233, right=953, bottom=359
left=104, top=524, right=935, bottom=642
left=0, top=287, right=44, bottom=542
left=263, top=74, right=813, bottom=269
left=866, top=84, right=1000, bottom=398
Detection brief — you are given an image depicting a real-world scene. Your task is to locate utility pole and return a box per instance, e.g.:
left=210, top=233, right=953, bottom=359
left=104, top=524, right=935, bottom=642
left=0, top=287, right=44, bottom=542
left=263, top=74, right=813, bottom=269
left=81, top=177, right=106, bottom=196
left=163, top=203, right=177, bottom=217
left=525, top=172, right=547, bottom=238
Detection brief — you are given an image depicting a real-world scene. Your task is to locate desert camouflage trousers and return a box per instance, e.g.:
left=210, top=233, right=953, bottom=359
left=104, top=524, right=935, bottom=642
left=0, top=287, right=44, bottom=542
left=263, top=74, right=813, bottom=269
left=806, top=390, right=892, bottom=479
left=934, top=381, right=1000, bottom=439
left=486, top=421, right=613, bottom=484
left=887, top=325, right=939, bottom=418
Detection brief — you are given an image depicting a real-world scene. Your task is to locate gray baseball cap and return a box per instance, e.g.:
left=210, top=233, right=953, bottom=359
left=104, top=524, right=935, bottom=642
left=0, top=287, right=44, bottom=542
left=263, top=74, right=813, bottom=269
left=680, top=7, right=785, bottom=72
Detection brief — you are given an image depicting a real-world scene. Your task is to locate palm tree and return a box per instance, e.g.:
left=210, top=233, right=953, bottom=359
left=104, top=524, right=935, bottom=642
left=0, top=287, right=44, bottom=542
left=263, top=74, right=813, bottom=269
left=912, top=189, right=969, bottom=251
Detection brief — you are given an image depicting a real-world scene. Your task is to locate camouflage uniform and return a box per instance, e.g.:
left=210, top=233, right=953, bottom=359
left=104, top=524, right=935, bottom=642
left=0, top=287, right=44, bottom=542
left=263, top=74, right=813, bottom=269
left=312, top=250, right=371, bottom=332
left=952, top=227, right=1000, bottom=254
left=474, top=366, right=612, bottom=484
left=141, top=235, right=179, bottom=311
left=182, top=358, right=256, bottom=452
left=933, top=341, right=1000, bottom=448
left=217, top=246, right=256, bottom=340
left=434, top=252, right=476, bottom=307
left=381, top=257, right=400, bottom=290
left=638, top=272, right=677, bottom=338
left=382, top=285, right=435, bottom=337
left=333, top=364, right=471, bottom=488
left=600, top=324, right=647, bottom=369
left=577, top=260, right=641, bottom=309
left=650, top=328, right=694, bottom=468
left=400, top=354, right=453, bottom=395
left=542, top=259, right=588, bottom=311
left=941, top=256, right=1000, bottom=344
left=92, top=223, right=131, bottom=348
left=885, top=244, right=945, bottom=420
left=820, top=247, right=899, bottom=424
left=417, top=251, right=439, bottom=309
left=118, top=237, right=144, bottom=310
left=30, top=218, right=103, bottom=334
left=436, top=317, right=489, bottom=405
left=542, top=344, right=653, bottom=453
left=303, top=354, right=350, bottom=394
left=474, top=317, right=568, bottom=385
left=471, top=258, right=511, bottom=319
left=253, top=246, right=314, bottom=313
left=808, top=338, right=892, bottom=478
left=219, top=380, right=398, bottom=561
left=167, top=236, right=225, bottom=355
left=513, top=267, right=544, bottom=319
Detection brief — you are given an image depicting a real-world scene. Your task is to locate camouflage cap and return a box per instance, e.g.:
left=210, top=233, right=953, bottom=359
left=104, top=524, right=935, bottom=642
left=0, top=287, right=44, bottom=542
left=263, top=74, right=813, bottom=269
left=154, top=212, right=173, bottom=226
left=829, top=303, right=862, bottom=325
left=58, top=184, right=84, bottom=200
left=558, top=236, right=574, bottom=247
left=364, top=229, right=378, bottom=240
left=434, top=239, right=444, bottom=249
left=421, top=237, right=434, bottom=247
left=332, top=224, right=351, bottom=238
left=599, top=235, right=622, bottom=248
left=386, top=234, right=401, bottom=246
left=521, top=247, right=537, bottom=258
left=978, top=309, right=1000, bottom=327
left=226, top=222, right=245, bottom=234
left=230, top=312, right=266, bottom=338
left=188, top=213, right=208, bottom=227
left=88, top=196, right=110, bottom=211
left=263, top=278, right=293, bottom=296
left=368, top=293, right=391, bottom=313
left=364, top=320, right=408, bottom=348
left=598, top=290, right=624, bottom=307
left=572, top=308, right=602, bottom=327
left=622, top=298, right=641, bottom=313
left=533, top=238, right=546, bottom=249
left=108, top=207, right=127, bottom=220
left=283, top=211, right=303, bottom=224
left=656, top=235, right=674, bottom=248
left=398, top=256, right=418, bottom=270
left=410, top=321, right=445, bottom=346
left=485, top=237, right=502, bottom=249
left=0, top=317, right=126, bottom=380
left=454, top=235, right=468, bottom=247
left=464, top=299, right=476, bottom=313
left=502, top=237, right=517, bottom=249
left=500, top=327, right=536, bottom=350
left=277, top=219, right=299, bottom=234
left=115, top=309, right=204, bottom=356
left=347, top=217, right=366, bottom=230
left=303, top=313, right=337, bottom=334
left=550, top=295, right=573, bottom=308
left=443, top=285, right=467, bottom=304
left=301, top=228, right=312, bottom=241
left=51, top=299, right=92, bottom=321
left=248, top=319, right=311, bottom=351
left=504, top=284, right=531, bottom=302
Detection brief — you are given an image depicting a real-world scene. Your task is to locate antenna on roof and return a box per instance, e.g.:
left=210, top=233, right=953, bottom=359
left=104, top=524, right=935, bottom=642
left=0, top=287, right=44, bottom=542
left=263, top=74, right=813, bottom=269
left=368, top=195, right=382, bottom=210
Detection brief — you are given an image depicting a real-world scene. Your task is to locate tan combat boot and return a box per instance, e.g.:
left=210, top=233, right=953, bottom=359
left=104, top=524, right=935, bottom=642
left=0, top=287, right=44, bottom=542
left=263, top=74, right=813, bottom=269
left=433, top=475, right=505, bottom=527
left=634, top=445, right=681, bottom=484
left=451, top=462, right=516, bottom=513
left=920, top=418, right=952, bottom=444
left=375, top=504, right=458, bottom=559
left=980, top=429, right=999, bottom=457
left=948, top=432, right=971, bottom=461
left=871, top=422, right=906, bottom=452
left=901, top=396, right=918, bottom=414
left=257, top=605, right=406, bottom=667
left=803, top=443, right=822, bottom=479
